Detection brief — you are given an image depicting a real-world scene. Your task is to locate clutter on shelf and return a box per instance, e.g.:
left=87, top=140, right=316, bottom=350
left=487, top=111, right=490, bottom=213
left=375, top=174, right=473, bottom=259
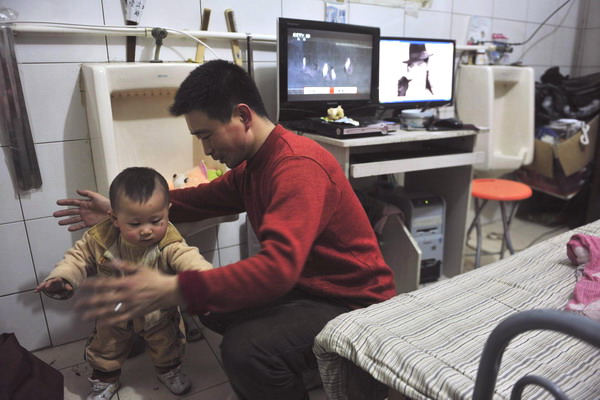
left=169, top=160, right=223, bottom=190
left=321, top=105, right=359, bottom=126
left=518, top=67, right=600, bottom=200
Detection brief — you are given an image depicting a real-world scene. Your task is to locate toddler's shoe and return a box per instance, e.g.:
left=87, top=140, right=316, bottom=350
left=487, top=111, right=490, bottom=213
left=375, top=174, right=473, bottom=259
left=157, top=365, right=192, bottom=395
left=87, top=378, right=120, bottom=400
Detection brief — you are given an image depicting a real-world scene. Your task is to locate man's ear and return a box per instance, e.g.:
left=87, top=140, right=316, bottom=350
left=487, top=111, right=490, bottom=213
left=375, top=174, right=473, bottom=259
left=236, top=104, right=252, bottom=128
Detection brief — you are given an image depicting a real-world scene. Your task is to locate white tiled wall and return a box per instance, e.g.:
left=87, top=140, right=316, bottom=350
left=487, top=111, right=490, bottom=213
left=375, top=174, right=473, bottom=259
left=19, top=64, right=89, bottom=143
left=0, top=222, right=36, bottom=296
left=1, top=0, right=598, bottom=352
left=0, top=149, right=22, bottom=223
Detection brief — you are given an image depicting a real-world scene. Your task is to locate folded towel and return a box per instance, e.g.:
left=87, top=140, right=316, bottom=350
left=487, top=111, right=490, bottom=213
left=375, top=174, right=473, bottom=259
left=565, top=234, right=600, bottom=321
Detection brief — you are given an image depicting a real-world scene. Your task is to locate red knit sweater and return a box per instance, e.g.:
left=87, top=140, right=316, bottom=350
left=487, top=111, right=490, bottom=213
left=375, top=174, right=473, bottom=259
left=170, top=125, right=396, bottom=313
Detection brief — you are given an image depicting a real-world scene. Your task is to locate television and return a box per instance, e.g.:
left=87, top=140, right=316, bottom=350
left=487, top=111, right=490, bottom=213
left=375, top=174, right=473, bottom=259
left=277, top=17, right=380, bottom=123
left=378, top=37, right=456, bottom=114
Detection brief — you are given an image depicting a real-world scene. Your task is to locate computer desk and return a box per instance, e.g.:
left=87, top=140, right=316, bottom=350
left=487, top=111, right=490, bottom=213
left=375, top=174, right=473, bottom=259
left=302, top=127, right=486, bottom=292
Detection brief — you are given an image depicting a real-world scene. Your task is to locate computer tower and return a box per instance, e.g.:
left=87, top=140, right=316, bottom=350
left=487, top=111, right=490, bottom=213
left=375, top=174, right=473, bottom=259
left=375, top=189, right=445, bottom=283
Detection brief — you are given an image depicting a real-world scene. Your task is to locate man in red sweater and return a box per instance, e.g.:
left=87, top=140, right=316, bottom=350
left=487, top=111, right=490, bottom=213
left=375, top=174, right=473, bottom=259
left=55, top=60, right=395, bottom=400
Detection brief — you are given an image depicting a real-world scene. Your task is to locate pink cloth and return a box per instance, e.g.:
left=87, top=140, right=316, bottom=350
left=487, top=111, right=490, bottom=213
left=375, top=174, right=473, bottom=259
left=565, top=234, right=600, bottom=321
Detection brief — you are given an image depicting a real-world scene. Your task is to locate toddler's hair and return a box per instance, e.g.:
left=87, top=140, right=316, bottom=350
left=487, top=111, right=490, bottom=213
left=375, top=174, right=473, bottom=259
left=109, top=167, right=169, bottom=212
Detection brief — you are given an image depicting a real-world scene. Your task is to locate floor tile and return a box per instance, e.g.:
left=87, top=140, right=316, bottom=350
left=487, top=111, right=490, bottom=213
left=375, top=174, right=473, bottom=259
left=182, top=382, right=238, bottom=399
left=116, top=339, right=228, bottom=399
left=62, top=361, right=95, bottom=399
left=464, top=214, right=569, bottom=270
left=33, top=338, right=86, bottom=370
left=197, top=322, right=224, bottom=365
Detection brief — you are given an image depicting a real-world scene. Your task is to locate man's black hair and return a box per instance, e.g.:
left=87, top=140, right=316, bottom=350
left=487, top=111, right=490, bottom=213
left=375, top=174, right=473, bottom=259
left=109, top=167, right=169, bottom=212
left=169, top=59, right=269, bottom=122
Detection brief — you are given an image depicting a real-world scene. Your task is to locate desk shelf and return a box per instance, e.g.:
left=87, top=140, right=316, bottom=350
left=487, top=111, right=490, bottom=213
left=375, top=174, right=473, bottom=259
left=302, top=129, right=478, bottom=147
left=351, top=151, right=485, bottom=178
left=300, top=127, right=485, bottom=286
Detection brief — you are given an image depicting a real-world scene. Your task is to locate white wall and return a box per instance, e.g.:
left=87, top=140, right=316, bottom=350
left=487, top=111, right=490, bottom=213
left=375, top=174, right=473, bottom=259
left=0, top=0, right=598, bottom=351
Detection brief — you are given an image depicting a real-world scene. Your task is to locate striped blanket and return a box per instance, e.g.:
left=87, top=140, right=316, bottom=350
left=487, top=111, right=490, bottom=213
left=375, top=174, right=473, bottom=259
left=314, top=220, right=600, bottom=399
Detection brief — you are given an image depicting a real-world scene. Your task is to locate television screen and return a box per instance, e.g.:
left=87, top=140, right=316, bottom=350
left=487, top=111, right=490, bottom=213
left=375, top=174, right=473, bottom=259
left=379, top=37, right=455, bottom=110
left=277, top=18, right=380, bottom=122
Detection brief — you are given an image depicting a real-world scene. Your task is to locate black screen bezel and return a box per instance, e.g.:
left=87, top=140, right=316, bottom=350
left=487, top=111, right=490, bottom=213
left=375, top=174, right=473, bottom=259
left=277, top=17, right=380, bottom=122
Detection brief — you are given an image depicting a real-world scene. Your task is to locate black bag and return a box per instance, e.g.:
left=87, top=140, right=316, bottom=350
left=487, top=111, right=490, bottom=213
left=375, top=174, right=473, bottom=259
left=0, top=333, right=63, bottom=400
left=536, top=67, right=600, bottom=125
left=535, top=82, right=569, bottom=125
left=562, top=71, right=600, bottom=108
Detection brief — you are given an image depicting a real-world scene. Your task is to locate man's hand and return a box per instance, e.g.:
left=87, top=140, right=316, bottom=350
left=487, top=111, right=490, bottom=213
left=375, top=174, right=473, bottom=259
left=75, top=259, right=183, bottom=325
left=35, top=277, right=73, bottom=294
left=53, top=189, right=111, bottom=231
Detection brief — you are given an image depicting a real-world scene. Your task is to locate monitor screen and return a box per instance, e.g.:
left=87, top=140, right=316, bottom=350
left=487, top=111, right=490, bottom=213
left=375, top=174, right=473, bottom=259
left=379, top=37, right=455, bottom=110
left=277, top=18, right=380, bottom=122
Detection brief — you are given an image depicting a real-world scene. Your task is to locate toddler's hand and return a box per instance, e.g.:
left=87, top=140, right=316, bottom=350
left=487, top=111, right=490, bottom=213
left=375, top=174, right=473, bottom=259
left=35, top=277, right=73, bottom=294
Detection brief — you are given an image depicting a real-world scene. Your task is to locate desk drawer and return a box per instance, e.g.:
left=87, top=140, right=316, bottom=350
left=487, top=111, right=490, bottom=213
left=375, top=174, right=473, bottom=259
left=350, top=151, right=485, bottom=178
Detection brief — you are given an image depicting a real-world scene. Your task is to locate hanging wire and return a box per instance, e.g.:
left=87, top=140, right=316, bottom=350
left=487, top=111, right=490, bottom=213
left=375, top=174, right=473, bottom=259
left=479, top=0, right=573, bottom=47
left=509, top=0, right=573, bottom=46
left=163, top=27, right=220, bottom=60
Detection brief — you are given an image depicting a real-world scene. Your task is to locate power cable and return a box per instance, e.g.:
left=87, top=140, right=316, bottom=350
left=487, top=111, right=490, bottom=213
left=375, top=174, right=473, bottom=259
left=509, top=0, right=572, bottom=46
left=479, top=0, right=573, bottom=47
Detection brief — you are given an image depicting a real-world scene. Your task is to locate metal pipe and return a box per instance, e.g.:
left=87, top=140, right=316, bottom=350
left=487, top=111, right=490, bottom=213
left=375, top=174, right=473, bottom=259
left=7, top=22, right=487, bottom=52
left=8, top=22, right=276, bottom=42
left=7, top=23, right=488, bottom=51
left=457, top=44, right=487, bottom=51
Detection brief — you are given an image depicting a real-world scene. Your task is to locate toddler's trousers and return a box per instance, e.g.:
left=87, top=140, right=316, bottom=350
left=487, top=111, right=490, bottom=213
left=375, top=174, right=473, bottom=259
left=85, top=308, right=184, bottom=374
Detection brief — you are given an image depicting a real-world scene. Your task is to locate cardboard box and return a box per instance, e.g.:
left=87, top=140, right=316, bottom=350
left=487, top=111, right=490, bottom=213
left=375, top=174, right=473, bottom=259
left=517, top=165, right=591, bottom=198
left=529, top=115, right=598, bottom=178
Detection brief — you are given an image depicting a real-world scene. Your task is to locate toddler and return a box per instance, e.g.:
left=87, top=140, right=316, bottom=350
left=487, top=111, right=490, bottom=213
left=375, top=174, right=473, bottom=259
left=36, top=167, right=213, bottom=400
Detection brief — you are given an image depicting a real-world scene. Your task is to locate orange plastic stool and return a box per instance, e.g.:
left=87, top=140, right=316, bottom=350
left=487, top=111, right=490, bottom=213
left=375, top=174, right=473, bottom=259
left=467, top=178, right=533, bottom=268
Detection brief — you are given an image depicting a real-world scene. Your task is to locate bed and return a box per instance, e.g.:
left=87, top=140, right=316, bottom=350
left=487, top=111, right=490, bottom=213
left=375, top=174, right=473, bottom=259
left=313, top=219, right=600, bottom=399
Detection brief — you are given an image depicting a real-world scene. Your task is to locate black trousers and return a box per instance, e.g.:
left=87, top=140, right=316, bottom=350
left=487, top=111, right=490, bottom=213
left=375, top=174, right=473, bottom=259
left=199, top=290, right=349, bottom=400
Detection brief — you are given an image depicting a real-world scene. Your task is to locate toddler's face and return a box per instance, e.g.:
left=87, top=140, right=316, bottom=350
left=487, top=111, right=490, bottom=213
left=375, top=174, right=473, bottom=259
left=111, top=189, right=169, bottom=247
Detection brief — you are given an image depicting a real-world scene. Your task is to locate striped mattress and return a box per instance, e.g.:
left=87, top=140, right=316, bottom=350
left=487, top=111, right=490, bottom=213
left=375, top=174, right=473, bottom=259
left=313, top=220, right=600, bottom=399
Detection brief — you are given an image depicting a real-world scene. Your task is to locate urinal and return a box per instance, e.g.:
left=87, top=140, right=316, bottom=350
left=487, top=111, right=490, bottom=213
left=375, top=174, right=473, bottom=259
left=456, top=65, right=534, bottom=177
left=81, top=62, right=237, bottom=236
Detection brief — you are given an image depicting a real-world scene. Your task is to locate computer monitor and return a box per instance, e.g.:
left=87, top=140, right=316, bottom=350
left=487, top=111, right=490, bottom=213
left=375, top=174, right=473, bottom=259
left=379, top=37, right=455, bottom=112
left=277, top=17, right=380, bottom=122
